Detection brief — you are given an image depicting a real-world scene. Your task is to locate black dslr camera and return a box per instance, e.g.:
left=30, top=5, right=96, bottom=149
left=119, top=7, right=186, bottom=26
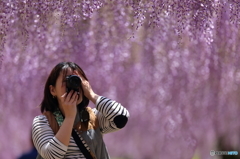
left=66, top=75, right=81, bottom=93
left=65, top=75, right=89, bottom=122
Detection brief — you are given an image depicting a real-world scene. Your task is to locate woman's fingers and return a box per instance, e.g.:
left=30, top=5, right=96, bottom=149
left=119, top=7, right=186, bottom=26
left=72, top=70, right=94, bottom=100
left=64, top=90, right=72, bottom=102
left=61, top=92, right=67, bottom=98
left=61, top=90, right=78, bottom=103
left=74, top=91, right=79, bottom=101
left=69, top=91, right=78, bottom=103
left=60, top=92, right=67, bottom=103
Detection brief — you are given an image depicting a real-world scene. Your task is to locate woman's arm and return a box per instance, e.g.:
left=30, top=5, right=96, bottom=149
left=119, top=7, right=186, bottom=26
left=32, top=115, right=68, bottom=159
left=78, top=73, right=130, bottom=133
left=55, top=90, right=78, bottom=146
left=32, top=91, right=79, bottom=159
left=94, top=96, right=130, bottom=134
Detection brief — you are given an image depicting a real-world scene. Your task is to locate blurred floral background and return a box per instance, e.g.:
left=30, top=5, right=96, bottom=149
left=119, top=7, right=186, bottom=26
left=0, top=0, right=240, bottom=159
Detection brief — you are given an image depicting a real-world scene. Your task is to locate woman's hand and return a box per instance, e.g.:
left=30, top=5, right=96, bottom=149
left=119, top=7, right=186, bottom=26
left=60, top=90, right=79, bottom=118
left=73, top=71, right=99, bottom=104
left=55, top=90, right=79, bottom=146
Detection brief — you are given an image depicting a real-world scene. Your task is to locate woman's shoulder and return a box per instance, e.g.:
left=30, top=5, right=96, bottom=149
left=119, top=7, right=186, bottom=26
left=33, top=114, right=48, bottom=123
left=86, top=106, right=97, bottom=114
left=91, top=107, right=97, bottom=112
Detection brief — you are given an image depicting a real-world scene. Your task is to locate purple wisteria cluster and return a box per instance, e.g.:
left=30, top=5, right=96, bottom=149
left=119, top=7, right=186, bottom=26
left=0, top=0, right=240, bottom=159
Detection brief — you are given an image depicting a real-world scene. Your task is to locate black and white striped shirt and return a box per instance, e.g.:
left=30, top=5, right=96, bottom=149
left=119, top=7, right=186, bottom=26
left=32, top=96, right=129, bottom=159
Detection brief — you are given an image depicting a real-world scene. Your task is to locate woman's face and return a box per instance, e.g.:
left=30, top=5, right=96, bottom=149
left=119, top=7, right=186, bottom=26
left=50, top=67, right=83, bottom=105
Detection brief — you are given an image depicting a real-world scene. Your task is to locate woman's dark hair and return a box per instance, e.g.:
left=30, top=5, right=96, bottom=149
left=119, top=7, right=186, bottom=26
left=40, top=62, right=89, bottom=113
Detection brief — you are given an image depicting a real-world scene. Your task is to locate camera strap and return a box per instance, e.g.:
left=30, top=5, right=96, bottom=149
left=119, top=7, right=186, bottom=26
left=72, top=129, right=94, bottom=159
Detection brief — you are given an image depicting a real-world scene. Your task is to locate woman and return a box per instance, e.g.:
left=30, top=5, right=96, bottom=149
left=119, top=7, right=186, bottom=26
left=32, top=62, right=130, bottom=159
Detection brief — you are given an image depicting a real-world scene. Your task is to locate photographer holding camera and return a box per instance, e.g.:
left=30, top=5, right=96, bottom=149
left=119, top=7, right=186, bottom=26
left=32, top=62, right=129, bottom=159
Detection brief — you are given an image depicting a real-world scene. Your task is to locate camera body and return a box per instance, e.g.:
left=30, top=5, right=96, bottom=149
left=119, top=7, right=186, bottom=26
left=65, top=75, right=89, bottom=111
left=66, top=75, right=81, bottom=93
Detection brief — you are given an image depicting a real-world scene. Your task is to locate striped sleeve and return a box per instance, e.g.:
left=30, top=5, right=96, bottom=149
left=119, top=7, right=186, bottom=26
left=94, top=96, right=130, bottom=134
left=32, top=115, right=68, bottom=159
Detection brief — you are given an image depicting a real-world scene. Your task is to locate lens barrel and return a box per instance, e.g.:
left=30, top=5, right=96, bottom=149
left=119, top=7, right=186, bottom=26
left=66, top=75, right=81, bottom=92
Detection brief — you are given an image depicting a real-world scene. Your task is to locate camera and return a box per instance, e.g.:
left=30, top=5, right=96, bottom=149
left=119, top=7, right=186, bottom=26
left=65, top=75, right=89, bottom=110
left=66, top=75, right=90, bottom=122
left=66, top=75, right=81, bottom=93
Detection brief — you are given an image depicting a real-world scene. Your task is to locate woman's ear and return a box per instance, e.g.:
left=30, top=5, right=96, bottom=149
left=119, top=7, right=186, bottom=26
left=49, top=85, right=56, bottom=96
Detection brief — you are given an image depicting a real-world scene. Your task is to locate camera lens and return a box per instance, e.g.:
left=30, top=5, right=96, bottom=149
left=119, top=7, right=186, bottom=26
left=66, top=75, right=81, bottom=93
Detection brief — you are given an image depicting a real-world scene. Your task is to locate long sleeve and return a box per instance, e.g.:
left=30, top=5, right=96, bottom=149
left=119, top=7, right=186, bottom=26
left=32, top=115, right=68, bottom=159
left=94, top=96, right=130, bottom=134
